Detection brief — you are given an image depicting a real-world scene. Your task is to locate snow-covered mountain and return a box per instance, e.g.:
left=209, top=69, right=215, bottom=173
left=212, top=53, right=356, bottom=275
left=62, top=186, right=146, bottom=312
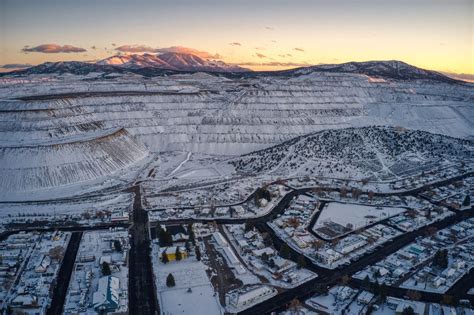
left=262, top=60, right=459, bottom=83
left=6, top=61, right=128, bottom=76
left=98, top=52, right=249, bottom=73
left=3, top=58, right=463, bottom=84
left=0, top=68, right=472, bottom=157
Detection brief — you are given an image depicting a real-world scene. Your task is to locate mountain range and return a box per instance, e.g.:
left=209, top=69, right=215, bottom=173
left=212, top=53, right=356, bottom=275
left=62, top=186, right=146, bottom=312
left=1, top=52, right=462, bottom=83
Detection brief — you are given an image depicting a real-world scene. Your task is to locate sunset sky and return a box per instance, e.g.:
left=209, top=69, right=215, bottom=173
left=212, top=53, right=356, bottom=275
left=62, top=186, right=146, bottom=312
left=0, top=0, right=472, bottom=75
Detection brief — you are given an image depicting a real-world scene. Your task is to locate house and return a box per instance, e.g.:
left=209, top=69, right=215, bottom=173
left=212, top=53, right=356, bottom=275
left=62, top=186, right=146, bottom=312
left=273, top=256, right=295, bottom=273
left=433, top=276, right=446, bottom=288
left=223, top=246, right=240, bottom=266
left=244, top=231, right=257, bottom=240
left=453, top=260, right=465, bottom=270
left=395, top=301, right=425, bottom=315
left=10, top=294, right=39, bottom=311
left=336, top=237, right=367, bottom=255
left=357, top=291, right=374, bottom=305
left=443, top=268, right=456, bottom=278
left=228, top=285, right=276, bottom=309
left=293, top=236, right=309, bottom=249
left=111, top=210, right=129, bottom=223
left=377, top=266, right=389, bottom=277
left=92, top=276, right=120, bottom=312
left=315, top=249, right=342, bottom=265
left=212, top=232, right=228, bottom=247
left=172, top=233, right=189, bottom=242
left=334, top=286, right=354, bottom=301
left=252, top=247, right=275, bottom=258
left=161, top=246, right=188, bottom=261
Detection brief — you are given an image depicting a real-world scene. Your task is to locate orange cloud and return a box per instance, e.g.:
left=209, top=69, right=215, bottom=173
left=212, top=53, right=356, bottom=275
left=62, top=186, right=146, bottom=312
left=115, top=45, right=222, bottom=59
left=115, top=45, right=157, bottom=53
left=294, top=47, right=305, bottom=52
left=156, top=46, right=221, bottom=59
left=238, top=61, right=310, bottom=67
left=22, top=44, right=86, bottom=53
left=256, top=53, right=267, bottom=58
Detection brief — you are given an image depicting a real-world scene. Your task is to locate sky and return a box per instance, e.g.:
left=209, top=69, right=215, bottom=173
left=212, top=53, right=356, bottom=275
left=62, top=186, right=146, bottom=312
left=0, top=0, right=473, bottom=74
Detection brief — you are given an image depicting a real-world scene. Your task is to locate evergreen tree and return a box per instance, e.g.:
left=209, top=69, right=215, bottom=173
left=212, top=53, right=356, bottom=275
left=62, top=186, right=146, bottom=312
left=162, top=251, right=169, bottom=264
left=371, top=279, right=380, bottom=293
left=297, top=255, right=306, bottom=269
left=195, top=246, right=201, bottom=261
left=463, top=195, right=471, bottom=207
left=159, top=228, right=173, bottom=247
left=362, top=275, right=371, bottom=290
left=188, top=224, right=195, bottom=245
left=279, top=243, right=291, bottom=259
left=113, top=240, right=122, bottom=252
left=379, top=284, right=388, bottom=303
left=433, top=249, right=448, bottom=269
left=401, top=306, right=415, bottom=315
left=101, top=261, right=111, bottom=276
left=166, top=273, right=176, bottom=287
left=244, top=222, right=254, bottom=232
left=175, top=247, right=182, bottom=261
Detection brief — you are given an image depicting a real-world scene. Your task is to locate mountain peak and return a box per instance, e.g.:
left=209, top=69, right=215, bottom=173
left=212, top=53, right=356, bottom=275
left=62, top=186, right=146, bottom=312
left=97, top=52, right=249, bottom=73
left=293, top=60, right=457, bottom=82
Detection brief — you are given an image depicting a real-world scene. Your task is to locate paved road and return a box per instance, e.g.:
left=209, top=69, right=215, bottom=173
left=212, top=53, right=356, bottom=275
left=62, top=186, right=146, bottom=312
left=47, top=232, right=83, bottom=315
left=128, top=185, right=159, bottom=315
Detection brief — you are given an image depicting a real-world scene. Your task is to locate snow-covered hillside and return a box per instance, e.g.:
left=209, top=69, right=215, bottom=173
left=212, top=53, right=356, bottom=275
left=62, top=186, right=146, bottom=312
left=0, top=68, right=471, bottom=156
left=0, top=61, right=472, bottom=199
left=228, top=126, right=473, bottom=179
left=0, top=128, right=149, bottom=201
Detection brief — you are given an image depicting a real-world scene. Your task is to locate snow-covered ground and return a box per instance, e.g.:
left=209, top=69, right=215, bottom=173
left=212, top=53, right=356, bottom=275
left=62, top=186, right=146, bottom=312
left=314, top=202, right=405, bottom=236
left=150, top=243, right=224, bottom=315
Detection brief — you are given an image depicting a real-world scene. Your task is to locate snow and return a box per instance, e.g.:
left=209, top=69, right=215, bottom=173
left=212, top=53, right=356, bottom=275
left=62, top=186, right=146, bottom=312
left=314, top=202, right=406, bottom=232
left=151, top=246, right=223, bottom=315
left=0, top=71, right=472, bottom=160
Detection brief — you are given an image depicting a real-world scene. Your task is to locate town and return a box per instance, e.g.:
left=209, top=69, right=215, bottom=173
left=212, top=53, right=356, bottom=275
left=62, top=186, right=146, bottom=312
left=0, top=160, right=472, bottom=315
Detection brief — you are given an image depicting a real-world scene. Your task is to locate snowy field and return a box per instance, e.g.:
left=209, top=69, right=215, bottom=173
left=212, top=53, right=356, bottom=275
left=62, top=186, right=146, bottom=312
left=314, top=202, right=406, bottom=233
left=151, top=244, right=223, bottom=315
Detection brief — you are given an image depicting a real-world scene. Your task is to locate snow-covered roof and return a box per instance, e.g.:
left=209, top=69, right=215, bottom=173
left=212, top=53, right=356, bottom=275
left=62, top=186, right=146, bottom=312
left=92, top=276, right=120, bottom=311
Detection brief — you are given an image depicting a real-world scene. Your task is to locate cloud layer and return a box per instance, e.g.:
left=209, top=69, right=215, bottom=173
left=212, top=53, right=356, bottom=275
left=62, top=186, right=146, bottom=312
left=22, top=44, right=86, bottom=53
left=115, top=45, right=221, bottom=59
left=238, top=61, right=309, bottom=67
left=0, top=63, right=32, bottom=69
